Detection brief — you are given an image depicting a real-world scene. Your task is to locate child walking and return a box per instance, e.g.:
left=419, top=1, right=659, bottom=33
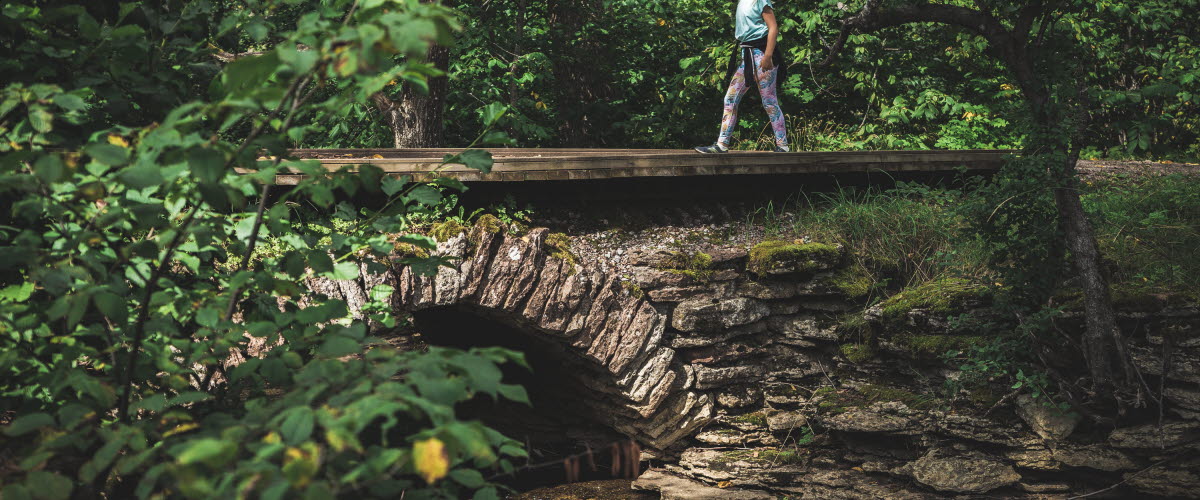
left=695, top=0, right=789, bottom=153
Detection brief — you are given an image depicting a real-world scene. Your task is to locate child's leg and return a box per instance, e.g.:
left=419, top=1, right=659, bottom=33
left=717, top=65, right=751, bottom=148
left=752, top=49, right=788, bottom=149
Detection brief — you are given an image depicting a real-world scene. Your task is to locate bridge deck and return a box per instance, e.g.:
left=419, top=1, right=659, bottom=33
left=280, top=148, right=1010, bottom=184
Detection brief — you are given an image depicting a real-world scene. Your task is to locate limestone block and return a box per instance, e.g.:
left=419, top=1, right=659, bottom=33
left=672, top=297, right=769, bottom=333
left=1015, top=394, right=1080, bottom=441
left=897, top=449, right=1020, bottom=494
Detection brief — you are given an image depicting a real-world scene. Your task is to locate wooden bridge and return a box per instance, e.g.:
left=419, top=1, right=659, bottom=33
left=283, top=148, right=1011, bottom=184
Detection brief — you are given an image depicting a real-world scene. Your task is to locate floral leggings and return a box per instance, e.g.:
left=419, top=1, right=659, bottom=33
left=717, top=48, right=787, bottom=149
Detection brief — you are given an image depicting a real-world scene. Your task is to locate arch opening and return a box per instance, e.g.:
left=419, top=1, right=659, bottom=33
left=410, top=305, right=640, bottom=488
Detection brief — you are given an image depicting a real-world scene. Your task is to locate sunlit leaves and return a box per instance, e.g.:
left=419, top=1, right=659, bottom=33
left=0, top=2, right=527, bottom=499
left=412, top=438, right=449, bottom=485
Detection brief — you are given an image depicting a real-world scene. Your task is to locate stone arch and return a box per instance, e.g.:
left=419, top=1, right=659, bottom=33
left=385, top=225, right=713, bottom=453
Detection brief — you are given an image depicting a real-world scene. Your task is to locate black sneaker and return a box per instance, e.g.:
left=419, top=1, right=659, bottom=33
left=694, top=143, right=729, bottom=154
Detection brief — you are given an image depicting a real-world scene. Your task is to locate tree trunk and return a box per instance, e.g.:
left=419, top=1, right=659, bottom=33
left=385, top=44, right=449, bottom=148
left=1050, top=149, right=1136, bottom=399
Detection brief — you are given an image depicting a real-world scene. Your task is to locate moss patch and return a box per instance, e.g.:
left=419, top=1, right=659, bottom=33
left=840, top=343, right=876, bottom=363
left=748, top=240, right=841, bottom=275
left=878, top=276, right=988, bottom=326
left=731, top=412, right=768, bottom=427
left=393, top=241, right=430, bottom=259
left=428, top=220, right=468, bottom=242
left=712, top=449, right=807, bottom=468
left=475, top=214, right=503, bottom=234
left=544, top=232, right=578, bottom=271
left=856, top=384, right=938, bottom=410
left=897, top=334, right=985, bottom=357
left=830, top=263, right=874, bottom=299
left=620, top=280, right=646, bottom=299
left=657, top=250, right=714, bottom=281
left=811, top=383, right=938, bottom=414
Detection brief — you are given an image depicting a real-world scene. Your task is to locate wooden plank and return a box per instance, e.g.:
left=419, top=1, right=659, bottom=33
left=271, top=149, right=1011, bottom=183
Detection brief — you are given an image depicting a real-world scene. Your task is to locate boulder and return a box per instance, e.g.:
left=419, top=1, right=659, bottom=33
left=1015, top=394, right=1080, bottom=441
left=898, top=449, right=1021, bottom=494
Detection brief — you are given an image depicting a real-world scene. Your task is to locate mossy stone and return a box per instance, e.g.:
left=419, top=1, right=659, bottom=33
left=544, top=232, right=578, bottom=271
left=429, top=220, right=467, bottom=242
left=748, top=240, right=841, bottom=275
left=877, top=276, right=988, bottom=326
left=897, top=334, right=985, bottom=357
left=840, top=343, right=876, bottom=363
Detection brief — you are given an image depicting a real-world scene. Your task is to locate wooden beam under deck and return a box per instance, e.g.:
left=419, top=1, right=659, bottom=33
left=274, top=149, right=1012, bottom=185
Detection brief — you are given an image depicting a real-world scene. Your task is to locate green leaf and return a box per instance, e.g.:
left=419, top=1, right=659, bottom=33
left=26, top=471, right=72, bottom=500
left=381, top=176, right=407, bottom=197
left=329, top=261, right=359, bottom=281
left=93, top=291, right=128, bottom=323
left=449, top=469, right=484, bottom=488
left=52, top=93, right=86, bottom=111
left=369, top=284, right=395, bottom=302
left=175, top=438, right=236, bottom=467
left=280, top=408, right=315, bottom=445
left=188, top=148, right=226, bottom=184
left=119, top=164, right=164, bottom=190
left=404, top=185, right=442, bottom=207
left=445, top=149, right=493, bottom=173
left=2, top=484, right=32, bottom=500
left=479, top=103, right=509, bottom=127
left=318, top=335, right=360, bottom=358
left=33, top=155, right=65, bottom=184
left=84, top=143, right=129, bottom=166
left=4, top=413, right=53, bottom=436
left=28, top=105, right=53, bottom=133
left=498, top=384, right=530, bottom=405
left=0, top=282, right=34, bottom=303
left=472, top=486, right=501, bottom=500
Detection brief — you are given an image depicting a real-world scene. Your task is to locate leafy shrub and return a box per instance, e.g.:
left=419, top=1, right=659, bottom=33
left=0, top=2, right=526, bottom=498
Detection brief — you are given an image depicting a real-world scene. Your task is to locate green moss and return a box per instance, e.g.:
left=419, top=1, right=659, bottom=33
left=967, top=387, right=1002, bottom=408
left=856, top=384, right=938, bottom=410
left=475, top=214, right=503, bottom=234
left=621, top=280, right=646, bottom=299
left=878, top=276, right=988, bottom=326
left=658, top=250, right=714, bottom=281
left=428, top=220, right=467, bottom=242
left=897, top=334, right=985, bottom=357
left=713, top=449, right=806, bottom=467
left=840, top=343, right=876, bottom=363
left=811, top=383, right=938, bottom=413
left=544, top=232, right=578, bottom=271
left=830, top=263, right=874, bottom=299
left=748, top=240, right=841, bottom=275
left=393, top=241, right=430, bottom=259
left=731, top=412, right=768, bottom=427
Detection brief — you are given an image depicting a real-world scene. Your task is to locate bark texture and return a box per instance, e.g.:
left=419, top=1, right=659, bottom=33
left=372, top=45, right=450, bottom=148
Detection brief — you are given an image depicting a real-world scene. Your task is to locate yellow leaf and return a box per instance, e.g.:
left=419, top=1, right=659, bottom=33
left=371, top=154, right=384, bottom=159
left=8, top=141, right=22, bottom=151
left=413, top=438, right=449, bottom=485
left=164, top=422, right=199, bottom=437
left=263, top=432, right=281, bottom=444
left=107, top=134, right=129, bottom=148
left=283, top=443, right=321, bottom=488
left=717, top=481, right=732, bottom=488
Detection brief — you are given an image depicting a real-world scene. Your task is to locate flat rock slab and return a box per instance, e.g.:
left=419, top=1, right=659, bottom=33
left=632, top=469, right=773, bottom=500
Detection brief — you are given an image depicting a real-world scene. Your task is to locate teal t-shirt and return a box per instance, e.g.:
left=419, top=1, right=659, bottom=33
left=734, top=0, right=774, bottom=42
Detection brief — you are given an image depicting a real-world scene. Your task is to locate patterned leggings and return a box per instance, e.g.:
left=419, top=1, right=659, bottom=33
left=717, top=48, right=787, bottom=149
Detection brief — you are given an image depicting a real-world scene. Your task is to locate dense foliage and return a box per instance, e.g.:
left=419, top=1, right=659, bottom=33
left=1, top=1, right=526, bottom=498
left=302, top=0, right=1199, bottom=159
